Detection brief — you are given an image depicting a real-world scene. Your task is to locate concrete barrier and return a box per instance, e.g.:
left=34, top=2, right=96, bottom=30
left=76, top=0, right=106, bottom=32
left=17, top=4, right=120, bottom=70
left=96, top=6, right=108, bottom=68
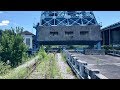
left=107, top=50, right=120, bottom=57
left=63, top=49, right=108, bottom=79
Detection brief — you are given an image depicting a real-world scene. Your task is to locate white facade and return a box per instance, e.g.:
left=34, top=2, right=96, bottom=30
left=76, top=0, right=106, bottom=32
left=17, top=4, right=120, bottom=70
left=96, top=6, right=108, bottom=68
left=22, top=35, right=33, bottom=49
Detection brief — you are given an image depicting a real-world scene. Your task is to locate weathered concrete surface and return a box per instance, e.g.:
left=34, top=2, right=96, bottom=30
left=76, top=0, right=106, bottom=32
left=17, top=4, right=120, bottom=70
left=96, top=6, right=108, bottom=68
left=84, top=49, right=105, bottom=55
left=36, top=25, right=101, bottom=45
left=69, top=52, right=120, bottom=79
left=87, top=64, right=120, bottom=79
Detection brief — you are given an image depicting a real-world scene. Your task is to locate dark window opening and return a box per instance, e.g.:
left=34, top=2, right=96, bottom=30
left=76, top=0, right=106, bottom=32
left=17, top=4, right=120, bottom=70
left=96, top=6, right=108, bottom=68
left=50, top=32, right=58, bottom=36
left=65, top=31, right=73, bottom=35
left=80, top=31, right=89, bottom=35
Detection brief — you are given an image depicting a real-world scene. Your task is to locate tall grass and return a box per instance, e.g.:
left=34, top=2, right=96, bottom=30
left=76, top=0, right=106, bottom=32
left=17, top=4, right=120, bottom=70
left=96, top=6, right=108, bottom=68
left=35, top=53, right=62, bottom=79
left=0, top=61, right=11, bottom=75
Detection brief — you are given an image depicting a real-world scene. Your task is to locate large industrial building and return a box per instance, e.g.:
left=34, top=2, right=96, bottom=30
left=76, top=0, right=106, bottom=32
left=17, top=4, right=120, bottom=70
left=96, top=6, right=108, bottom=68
left=34, top=11, right=102, bottom=50
left=101, top=21, right=120, bottom=46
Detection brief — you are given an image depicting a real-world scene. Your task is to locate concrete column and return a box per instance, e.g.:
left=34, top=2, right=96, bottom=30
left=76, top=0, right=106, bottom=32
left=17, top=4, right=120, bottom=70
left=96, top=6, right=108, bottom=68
left=103, top=31, right=105, bottom=45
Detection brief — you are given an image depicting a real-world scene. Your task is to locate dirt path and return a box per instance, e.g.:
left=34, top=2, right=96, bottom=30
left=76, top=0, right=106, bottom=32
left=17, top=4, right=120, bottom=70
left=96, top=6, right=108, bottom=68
left=55, top=53, right=76, bottom=79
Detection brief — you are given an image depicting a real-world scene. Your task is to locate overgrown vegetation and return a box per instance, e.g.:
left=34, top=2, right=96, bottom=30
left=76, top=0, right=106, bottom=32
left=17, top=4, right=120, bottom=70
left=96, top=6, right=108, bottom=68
left=27, top=46, right=62, bottom=79
left=48, top=54, right=62, bottom=79
left=0, top=27, right=30, bottom=77
left=38, top=46, right=47, bottom=59
left=0, top=46, right=46, bottom=79
left=0, top=61, right=11, bottom=75
left=1, top=67, right=28, bottom=79
left=61, top=52, right=67, bottom=62
left=0, top=27, right=28, bottom=68
left=30, top=52, right=62, bottom=79
left=66, top=67, right=73, bottom=74
left=102, top=45, right=113, bottom=51
left=0, top=45, right=61, bottom=79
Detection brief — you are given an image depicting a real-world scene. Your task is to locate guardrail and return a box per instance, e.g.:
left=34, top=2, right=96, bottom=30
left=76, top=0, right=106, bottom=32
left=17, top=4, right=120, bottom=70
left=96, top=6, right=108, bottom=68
left=107, top=50, right=120, bottom=57
left=63, top=49, right=108, bottom=79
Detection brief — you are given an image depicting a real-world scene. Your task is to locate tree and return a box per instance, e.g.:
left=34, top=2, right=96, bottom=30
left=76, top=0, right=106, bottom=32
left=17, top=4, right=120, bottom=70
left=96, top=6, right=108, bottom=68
left=0, top=27, right=28, bottom=67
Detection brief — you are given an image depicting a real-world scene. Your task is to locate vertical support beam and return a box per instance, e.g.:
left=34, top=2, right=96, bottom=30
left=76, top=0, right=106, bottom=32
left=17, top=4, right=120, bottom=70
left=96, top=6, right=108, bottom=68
left=35, top=26, right=39, bottom=49
left=97, top=42, right=101, bottom=50
left=103, top=31, right=105, bottom=45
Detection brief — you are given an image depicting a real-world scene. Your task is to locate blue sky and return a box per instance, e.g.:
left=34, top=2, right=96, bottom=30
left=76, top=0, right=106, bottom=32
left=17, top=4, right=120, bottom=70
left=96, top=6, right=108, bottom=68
left=0, top=11, right=120, bottom=34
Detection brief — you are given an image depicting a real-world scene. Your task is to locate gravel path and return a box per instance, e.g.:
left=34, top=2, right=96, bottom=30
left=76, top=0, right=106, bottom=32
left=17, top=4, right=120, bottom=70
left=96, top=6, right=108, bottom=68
left=55, top=53, right=76, bottom=79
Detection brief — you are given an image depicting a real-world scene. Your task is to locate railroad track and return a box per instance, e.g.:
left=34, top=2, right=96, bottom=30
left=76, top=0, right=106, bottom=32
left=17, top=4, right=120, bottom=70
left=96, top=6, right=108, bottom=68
left=24, top=61, right=41, bottom=79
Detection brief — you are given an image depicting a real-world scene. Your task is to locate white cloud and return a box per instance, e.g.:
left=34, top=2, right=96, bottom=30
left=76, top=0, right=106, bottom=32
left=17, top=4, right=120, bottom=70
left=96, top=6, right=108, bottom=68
left=0, top=20, right=10, bottom=26
left=2, top=20, right=9, bottom=24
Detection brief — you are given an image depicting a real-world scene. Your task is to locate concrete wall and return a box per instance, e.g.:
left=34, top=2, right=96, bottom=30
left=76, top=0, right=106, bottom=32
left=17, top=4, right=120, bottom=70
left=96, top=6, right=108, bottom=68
left=36, top=25, right=102, bottom=42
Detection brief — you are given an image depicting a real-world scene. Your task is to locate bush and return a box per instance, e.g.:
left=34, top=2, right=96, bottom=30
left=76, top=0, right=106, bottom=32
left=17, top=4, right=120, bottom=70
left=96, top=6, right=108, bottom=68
left=103, top=45, right=113, bottom=51
left=0, top=27, right=28, bottom=67
left=38, top=46, right=47, bottom=59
